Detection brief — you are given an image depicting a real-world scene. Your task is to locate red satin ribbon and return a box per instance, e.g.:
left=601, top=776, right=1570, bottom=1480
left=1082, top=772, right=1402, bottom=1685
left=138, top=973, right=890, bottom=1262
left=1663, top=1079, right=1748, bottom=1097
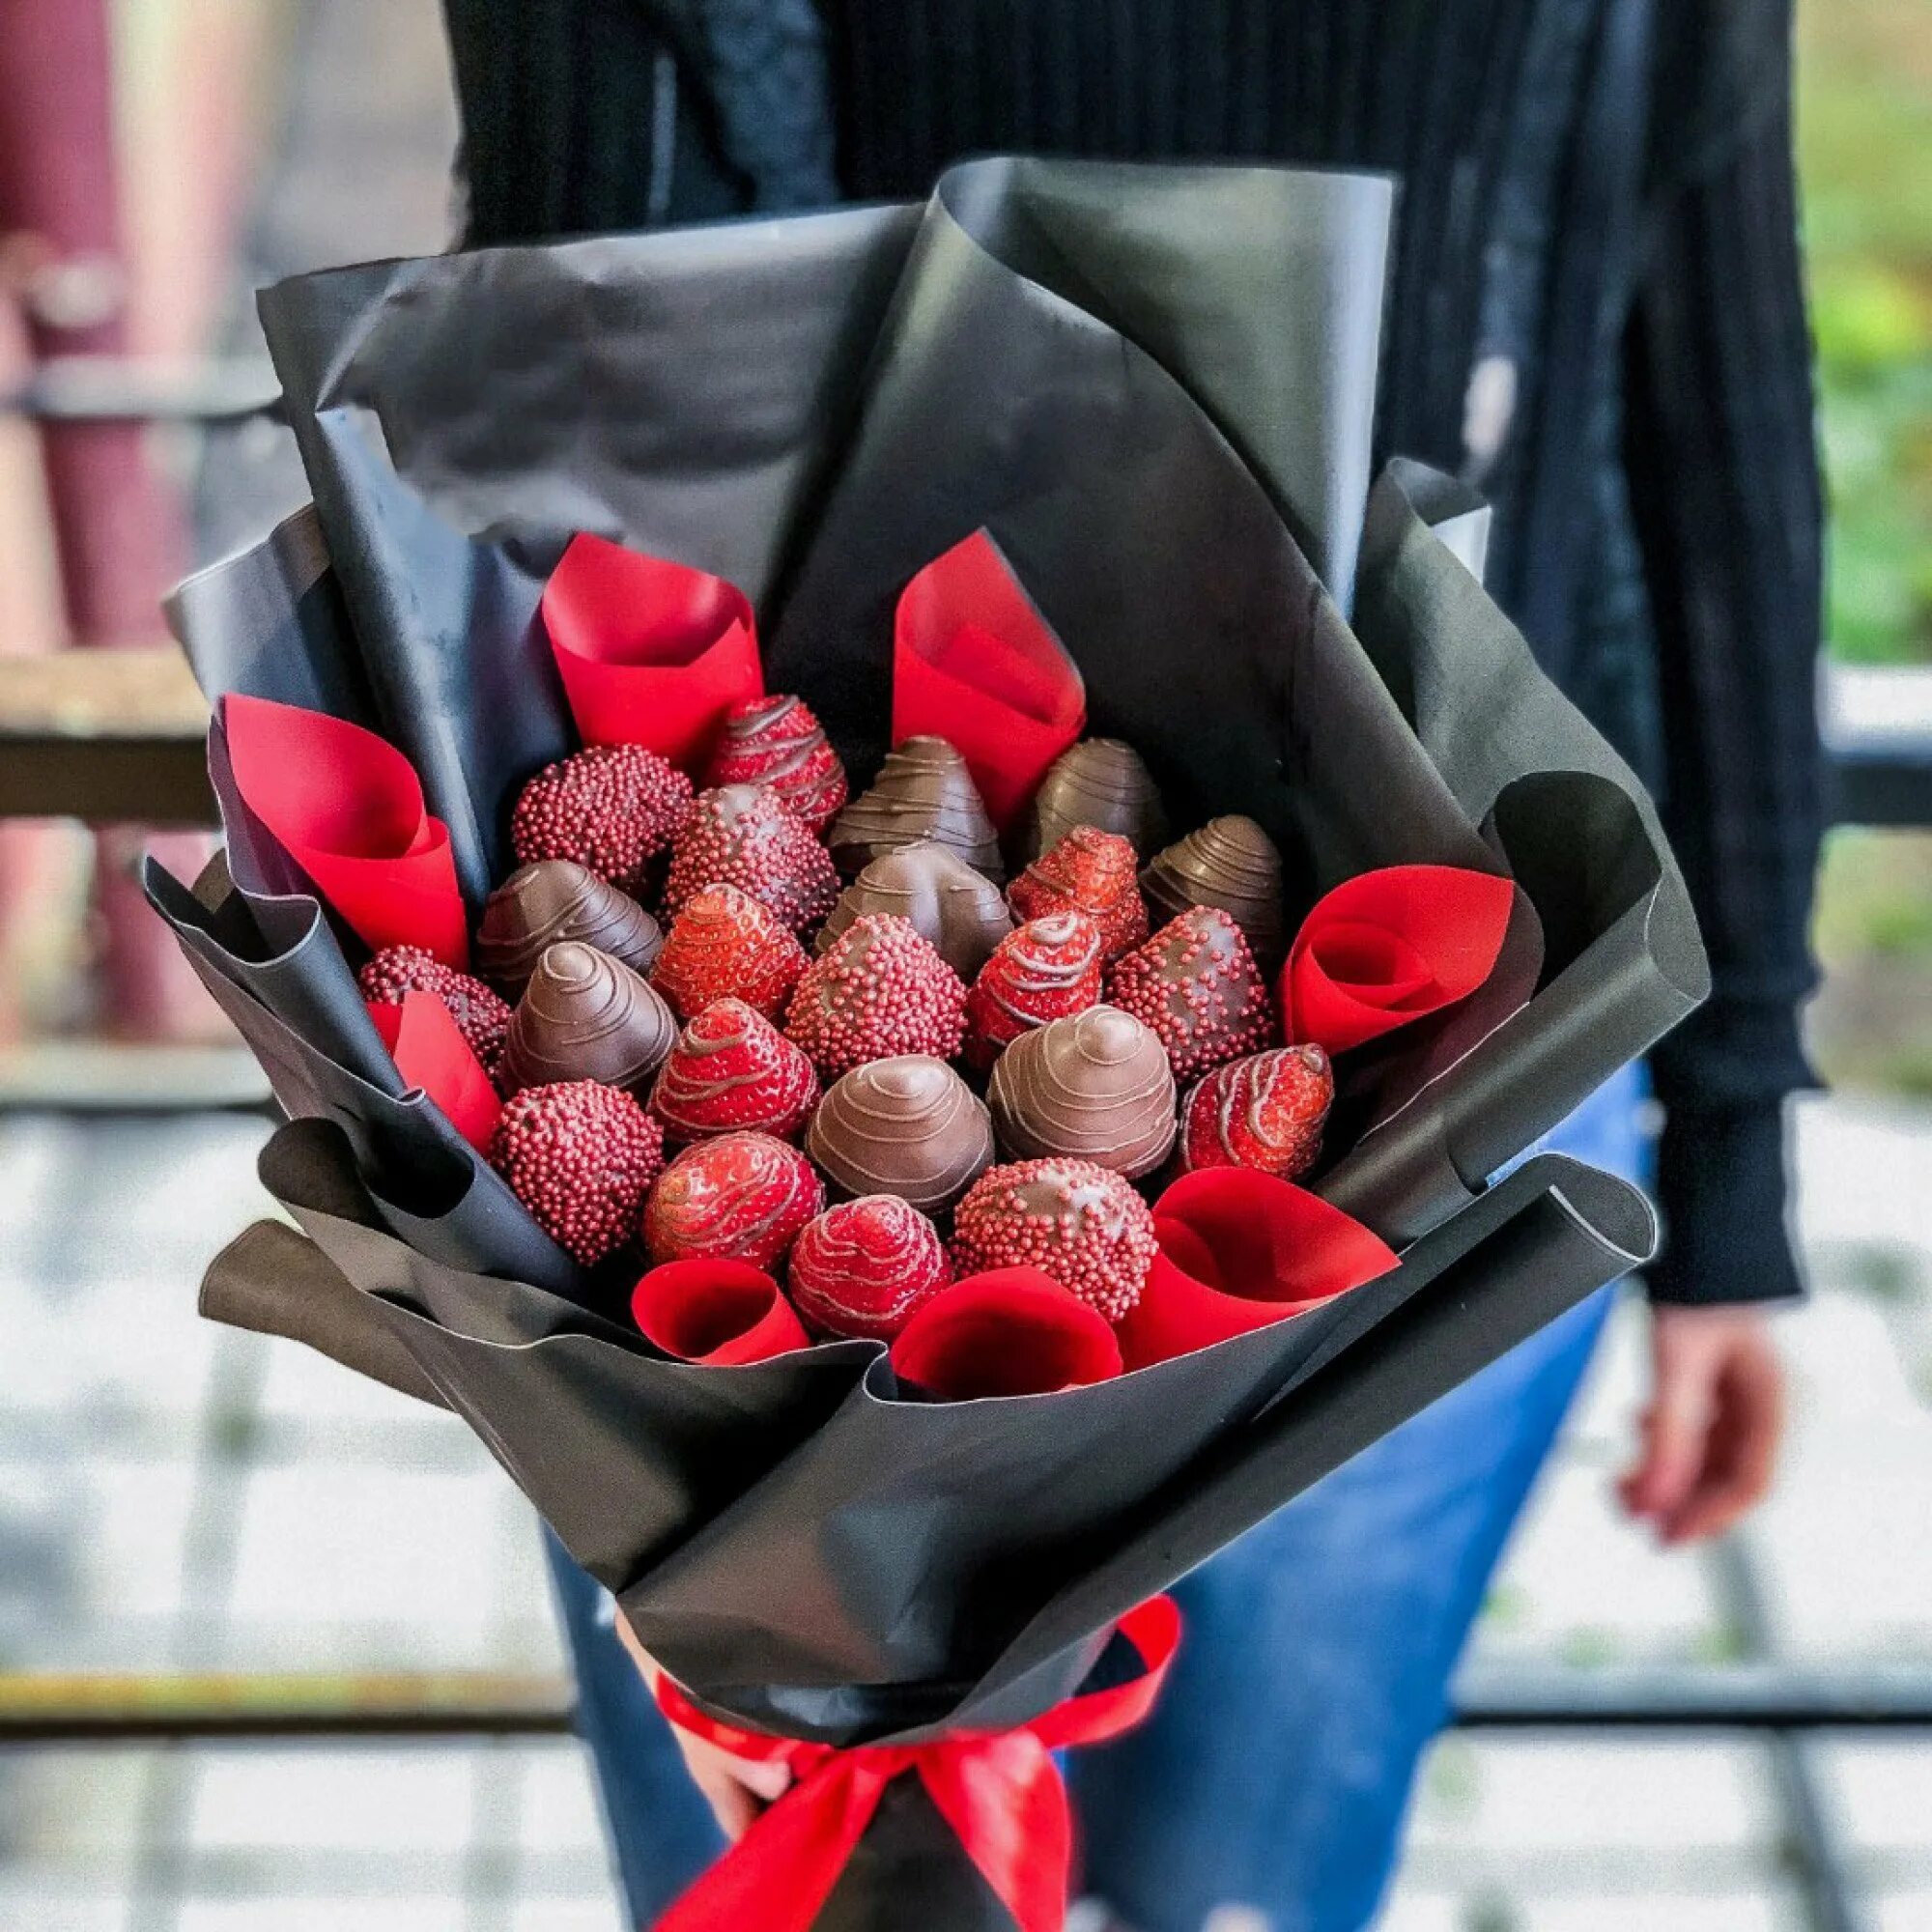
left=652, top=1595, right=1181, bottom=1932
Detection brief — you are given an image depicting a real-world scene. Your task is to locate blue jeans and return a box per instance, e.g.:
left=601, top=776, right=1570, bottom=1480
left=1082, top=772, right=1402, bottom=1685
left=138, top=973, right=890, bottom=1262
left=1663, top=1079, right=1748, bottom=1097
left=546, top=1065, right=1650, bottom=1931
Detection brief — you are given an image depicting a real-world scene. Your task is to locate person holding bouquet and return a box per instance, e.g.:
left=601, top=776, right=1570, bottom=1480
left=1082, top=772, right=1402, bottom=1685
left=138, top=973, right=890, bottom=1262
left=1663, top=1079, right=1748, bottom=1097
left=438, top=1, right=1819, bottom=1924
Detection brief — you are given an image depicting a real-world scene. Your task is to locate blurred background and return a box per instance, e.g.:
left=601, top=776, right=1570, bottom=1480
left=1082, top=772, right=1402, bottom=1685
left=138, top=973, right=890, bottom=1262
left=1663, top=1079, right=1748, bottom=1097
left=0, top=2, right=1925, bottom=1928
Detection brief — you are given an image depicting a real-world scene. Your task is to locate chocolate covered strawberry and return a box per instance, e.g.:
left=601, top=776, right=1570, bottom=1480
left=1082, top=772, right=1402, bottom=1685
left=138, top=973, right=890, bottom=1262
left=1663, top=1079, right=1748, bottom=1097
left=489, top=1079, right=665, bottom=1265
left=359, top=945, right=513, bottom=1075
left=787, top=1196, right=952, bottom=1341
left=1179, top=1044, right=1333, bottom=1180
left=652, top=883, right=809, bottom=1021
left=784, top=913, right=967, bottom=1080
left=1007, top=826, right=1149, bottom=963
left=963, top=910, right=1103, bottom=1069
left=951, top=1157, right=1157, bottom=1321
left=642, top=1131, right=824, bottom=1270
left=703, top=695, right=848, bottom=836
left=651, top=998, right=819, bottom=1142
left=1106, top=906, right=1272, bottom=1081
left=510, top=744, right=693, bottom=896
left=663, top=783, right=840, bottom=936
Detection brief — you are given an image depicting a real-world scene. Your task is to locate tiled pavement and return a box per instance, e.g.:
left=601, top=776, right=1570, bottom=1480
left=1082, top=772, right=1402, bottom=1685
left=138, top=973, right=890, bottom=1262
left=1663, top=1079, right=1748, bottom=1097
left=1, top=1097, right=1928, bottom=1930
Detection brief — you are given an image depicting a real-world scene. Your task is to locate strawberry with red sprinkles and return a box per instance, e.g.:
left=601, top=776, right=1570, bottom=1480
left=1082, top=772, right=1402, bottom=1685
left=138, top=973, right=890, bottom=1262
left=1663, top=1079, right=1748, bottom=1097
left=951, top=1157, right=1157, bottom=1321
left=489, top=1079, right=665, bottom=1265
left=784, top=913, right=967, bottom=1080
left=510, top=744, right=693, bottom=896
left=1179, top=1044, right=1333, bottom=1180
left=963, top=910, right=1103, bottom=1069
left=703, top=695, right=848, bottom=836
left=643, top=1131, right=825, bottom=1270
left=663, top=782, right=840, bottom=935
left=1007, top=826, right=1149, bottom=963
left=1106, top=906, right=1273, bottom=1081
left=358, top=945, right=513, bottom=1075
left=651, top=999, right=818, bottom=1142
left=652, top=883, right=809, bottom=1021
left=787, top=1196, right=952, bottom=1341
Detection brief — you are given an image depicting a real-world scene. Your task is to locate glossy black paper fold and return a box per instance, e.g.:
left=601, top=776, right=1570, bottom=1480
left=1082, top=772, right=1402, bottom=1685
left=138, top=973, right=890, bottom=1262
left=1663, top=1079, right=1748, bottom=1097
left=159, top=158, right=1706, bottom=1797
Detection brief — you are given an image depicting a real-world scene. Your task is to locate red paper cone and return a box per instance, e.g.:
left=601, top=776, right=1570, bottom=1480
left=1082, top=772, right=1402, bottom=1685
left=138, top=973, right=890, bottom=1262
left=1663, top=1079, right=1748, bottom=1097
left=367, top=990, right=502, bottom=1154
left=1118, top=1168, right=1397, bottom=1369
left=223, top=695, right=469, bottom=965
left=890, top=1267, right=1122, bottom=1399
left=543, top=533, right=761, bottom=766
left=1282, top=864, right=1515, bottom=1055
left=893, top=530, right=1085, bottom=830
left=631, top=1259, right=810, bottom=1365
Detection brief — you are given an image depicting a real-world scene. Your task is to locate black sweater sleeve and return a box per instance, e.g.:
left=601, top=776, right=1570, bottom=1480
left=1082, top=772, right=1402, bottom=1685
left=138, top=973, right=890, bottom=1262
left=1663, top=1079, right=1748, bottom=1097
left=1622, top=0, right=1825, bottom=1305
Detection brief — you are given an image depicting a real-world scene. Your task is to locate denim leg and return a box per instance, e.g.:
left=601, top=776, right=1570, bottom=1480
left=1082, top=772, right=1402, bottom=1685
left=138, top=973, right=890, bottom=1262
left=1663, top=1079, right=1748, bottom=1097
left=1069, top=1065, right=1650, bottom=1932
left=543, top=1528, right=724, bottom=1922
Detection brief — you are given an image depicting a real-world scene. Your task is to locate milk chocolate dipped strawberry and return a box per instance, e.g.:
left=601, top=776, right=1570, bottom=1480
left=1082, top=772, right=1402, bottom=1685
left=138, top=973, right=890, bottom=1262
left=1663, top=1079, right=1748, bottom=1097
left=1140, top=814, right=1287, bottom=973
left=490, top=1079, right=664, bottom=1265
left=784, top=914, right=967, bottom=1080
left=703, top=694, right=848, bottom=836
left=1008, top=826, right=1148, bottom=963
left=663, top=783, right=840, bottom=935
left=1179, top=1045, right=1333, bottom=1181
left=642, top=1131, right=824, bottom=1270
left=787, top=1196, right=953, bottom=1341
left=651, top=998, right=818, bottom=1142
left=806, top=1055, right=993, bottom=1213
left=988, top=1006, right=1176, bottom=1180
left=951, top=1157, right=1158, bottom=1321
left=817, top=842, right=1012, bottom=980
left=963, top=911, right=1103, bottom=1070
left=498, top=942, right=676, bottom=1097
left=652, top=884, right=809, bottom=1022
left=1024, top=738, right=1168, bottom=862
left=475, top=862, right=663, bottom=995
left=510, top=744, right=693, bottom=896
left=828, top=737, right=1004, bottom=882
left=1106, top=906, right=1273, bottom=1081
left=358, top=946, right=513, bottom=1075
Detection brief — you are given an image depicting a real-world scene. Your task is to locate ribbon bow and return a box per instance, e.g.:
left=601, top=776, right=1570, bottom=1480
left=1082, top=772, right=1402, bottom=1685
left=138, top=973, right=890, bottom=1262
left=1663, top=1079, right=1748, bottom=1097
left=652, top=1596, right=1180, bottom=1932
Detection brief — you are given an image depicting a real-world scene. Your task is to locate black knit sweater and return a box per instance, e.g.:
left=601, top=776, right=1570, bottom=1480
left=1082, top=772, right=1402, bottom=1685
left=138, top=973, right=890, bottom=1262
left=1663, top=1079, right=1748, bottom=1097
left=442, top=0, right=1825, bottom=1304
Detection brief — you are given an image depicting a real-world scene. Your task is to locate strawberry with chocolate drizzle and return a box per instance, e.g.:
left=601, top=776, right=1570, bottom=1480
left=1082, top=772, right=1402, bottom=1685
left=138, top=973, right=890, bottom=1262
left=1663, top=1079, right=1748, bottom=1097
left=963, top=910, right=1103, bottom=1070
left=650, top=999, right=819, bottom=1142
left=787, top=1196, right=952, bottom=1340
left=1007, top=825, right=1149, bottom=962
left=703, top=695, right=848, bottom=836
left=1179, top=1044, right=1333, bottom=1180
left=652, top=883, right=809, bottom=1021
left=642, top=1131, right=825, bottom=1270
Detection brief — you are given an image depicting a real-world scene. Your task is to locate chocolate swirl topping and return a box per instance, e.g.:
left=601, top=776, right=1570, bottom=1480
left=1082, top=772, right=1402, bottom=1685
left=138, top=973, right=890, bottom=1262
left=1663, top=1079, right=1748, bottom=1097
left=475, top=860, right=663, bottom=993
left=498, top=943, right=677, bottom=1096
left=988, top=1005, right=1176, bottom=1179
left=1140, top=815, right=1287, bottom=971
left=816, top=841, right=1012, bottom=978
left=805, top=1053, right=994, bottom=1213
left=827, top=737, right=1004, bottom=882
left=1024, top=738, right=1169, bottom=862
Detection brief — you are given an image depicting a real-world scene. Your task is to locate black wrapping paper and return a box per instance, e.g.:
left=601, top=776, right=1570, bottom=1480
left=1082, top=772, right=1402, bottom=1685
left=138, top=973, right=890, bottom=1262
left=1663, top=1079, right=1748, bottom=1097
left=156, top=158, right=1706, bottom=1929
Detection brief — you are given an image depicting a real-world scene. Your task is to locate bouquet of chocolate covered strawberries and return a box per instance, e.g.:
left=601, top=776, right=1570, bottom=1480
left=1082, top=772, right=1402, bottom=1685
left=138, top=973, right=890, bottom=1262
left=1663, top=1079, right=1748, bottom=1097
left=152, top=160, right=1709, bottom=1931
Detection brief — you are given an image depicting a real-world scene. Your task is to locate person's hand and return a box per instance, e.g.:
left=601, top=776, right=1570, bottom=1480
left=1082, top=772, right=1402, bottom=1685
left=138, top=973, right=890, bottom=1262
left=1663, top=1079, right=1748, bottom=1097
left=1618, top=1304, right=1785, bottom=1546
left=613, top=1611, right=793, bottom=1839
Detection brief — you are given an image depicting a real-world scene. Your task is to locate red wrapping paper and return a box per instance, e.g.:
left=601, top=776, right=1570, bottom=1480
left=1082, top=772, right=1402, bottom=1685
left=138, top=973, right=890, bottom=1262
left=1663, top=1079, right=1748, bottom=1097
left=631, top=1260, right=810, bottom=1366
left=222, top=694, right=469, bottom=965
left=652, top=1593, right=1180, bottom=1932
left=1117, top=1168, right=1398, bottom=1370
left=1282, top=864, right=1516, bottom=1055
left=893, top=530, right=1086, bottom=830
left=542, top=533, right=761, bottom=765
left=891, top=1268, right=1122, bottom=1399
left=367, top=990, right=502, bottom=1154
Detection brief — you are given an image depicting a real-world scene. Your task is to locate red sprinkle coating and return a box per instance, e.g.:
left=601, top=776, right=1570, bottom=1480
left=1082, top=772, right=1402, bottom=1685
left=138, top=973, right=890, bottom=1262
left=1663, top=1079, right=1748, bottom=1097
left=652, top=883, right=809, bottom=1021
left=963, top=910, right=1103, bottom=1070
left=703, top=695, right=849, bottom=837
left=784, top=913, right=968, bottom=1080
left=951, top=1157, right=1157, bottom=1321
left=1008, top=826, right=1149, bottom=963
left=642, top=1131, right=825, bottom=1270
left=489, top=1079, right=665, bottom=1265
left=1179, top=1045, right=1334, bottom=1180
left=651, top=998, right=819, bottom=1142
left=663, top=783, right=841, bottom=935
left=787, top=1195, right=952, bottom=1341
left=510, top=744, right=694, bottom=896
left=1106, top=906, right=1273, bottom=1082
left=358, top=945, right=513, bottom=1075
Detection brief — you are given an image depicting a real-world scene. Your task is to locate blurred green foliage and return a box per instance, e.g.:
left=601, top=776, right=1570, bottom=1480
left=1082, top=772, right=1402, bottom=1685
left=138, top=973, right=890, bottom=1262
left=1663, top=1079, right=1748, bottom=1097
left=1798, top=0, right=1932, bottom=666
